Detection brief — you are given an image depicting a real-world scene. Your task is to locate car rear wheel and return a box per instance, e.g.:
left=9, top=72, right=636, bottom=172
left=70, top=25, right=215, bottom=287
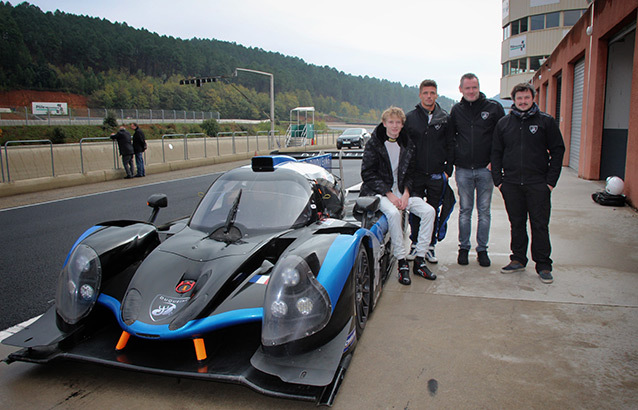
left=354, top=246, right=371, bottom=338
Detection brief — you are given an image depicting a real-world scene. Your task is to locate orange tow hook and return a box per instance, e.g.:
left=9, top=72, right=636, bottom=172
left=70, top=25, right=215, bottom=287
left=115, top=331, right=131, bottom=351
left=193, top=338, right=207, bottom=361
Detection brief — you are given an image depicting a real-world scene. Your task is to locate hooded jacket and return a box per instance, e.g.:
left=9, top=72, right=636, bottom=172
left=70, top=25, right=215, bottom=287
left=404, top=102, right=454, bottom=177
left=451, top=92, right=505, bottom=169
left=360, top=122, right=416, bottom=197
left=491, top=103, right=565, bottom=187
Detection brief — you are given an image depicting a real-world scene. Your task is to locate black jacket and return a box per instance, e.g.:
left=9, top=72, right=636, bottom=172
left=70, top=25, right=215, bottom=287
left=360, top=122, right=416, bottom=197
left=110, top=129, right=134, bottom=156
left=451, top=92, right=505, bottom=169
left=491, top=103, right=565, bottom=187
left=133, top=128, right=147, bottom=153
left=404, top=102, right=454, bottom=177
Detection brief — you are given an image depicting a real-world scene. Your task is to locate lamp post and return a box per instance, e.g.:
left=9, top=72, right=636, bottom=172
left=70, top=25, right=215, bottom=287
left=235, top=68, right=275, bottom=149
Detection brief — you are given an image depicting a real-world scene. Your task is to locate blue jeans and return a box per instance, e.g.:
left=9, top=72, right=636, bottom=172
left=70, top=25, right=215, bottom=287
left=455, top=167, right=493, bottom=252
left=135, top=152, right=145, bottom=176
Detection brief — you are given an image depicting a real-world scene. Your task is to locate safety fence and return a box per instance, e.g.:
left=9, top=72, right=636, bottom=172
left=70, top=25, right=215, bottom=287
left=0, top=106, right=220, bottom=126
left=0, top=130, right=340, bottom=183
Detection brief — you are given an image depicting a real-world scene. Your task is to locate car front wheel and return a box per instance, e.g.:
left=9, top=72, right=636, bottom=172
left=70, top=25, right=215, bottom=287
left=353, top=246, right=371, bottom=338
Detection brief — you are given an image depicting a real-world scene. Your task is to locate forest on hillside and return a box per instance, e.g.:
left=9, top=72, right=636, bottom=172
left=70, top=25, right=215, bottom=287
left=0, top=1, right=455, bottom=122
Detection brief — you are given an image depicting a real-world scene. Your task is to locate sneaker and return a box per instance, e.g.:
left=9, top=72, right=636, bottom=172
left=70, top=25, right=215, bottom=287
left=425, top=247, right=438, bottom=264
left=501, top=260, right=525, bottom=273
left=406, top=244, right=417, bottom=261
left=538, top=270, right=554, bottom=284
left=457, top=249, right=469, bottom=265
left=413, top=257, right=436, bottom=280
left=398, top=259, right=411, bottom=285
left=477, top=251, right=491, bottom=267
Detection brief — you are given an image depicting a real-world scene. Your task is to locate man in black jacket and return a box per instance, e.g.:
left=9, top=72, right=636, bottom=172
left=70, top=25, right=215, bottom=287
left=361, top=106, right=436, bottom=285
left=451, top=73, right=505, bottom=267
left=110, top=125, right=135, bottom=179
left=404, top=79, right=455, bottom=265
left=492, top=83, right=565, bottom=284
left=131, top=123, right=147, bottom=177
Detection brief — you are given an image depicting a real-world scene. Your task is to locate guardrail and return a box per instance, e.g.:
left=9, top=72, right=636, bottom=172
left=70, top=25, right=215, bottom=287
left=3, top=140, right=54, bottom=182
left=0, top=130, right=339, bottom=183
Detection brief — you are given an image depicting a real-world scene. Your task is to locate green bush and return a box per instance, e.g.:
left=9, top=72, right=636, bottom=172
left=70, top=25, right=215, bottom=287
left=50, top=127, right=66, bottom=144
left=201, top=119, right=220, bottom=137
left=102, top=111, right=118, bottom=130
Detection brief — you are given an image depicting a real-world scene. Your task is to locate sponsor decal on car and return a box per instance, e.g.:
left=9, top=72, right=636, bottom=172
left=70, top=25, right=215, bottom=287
left=249, top=275, right=270, bottom=285
left=149, top=295, right=190, bottom=321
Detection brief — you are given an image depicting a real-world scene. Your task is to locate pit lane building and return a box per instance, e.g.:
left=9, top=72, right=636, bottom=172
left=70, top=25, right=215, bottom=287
left=502, top=0, right=638, bottom=207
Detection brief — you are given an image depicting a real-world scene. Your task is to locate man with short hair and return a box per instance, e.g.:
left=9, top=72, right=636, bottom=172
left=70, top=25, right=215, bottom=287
left=131, top=123, right=147, bottom=177
left=451, top=73, right=505, bottom=267
left=404, top=79, right=455, bottom=267
left=110, top=125, right=135, bottom=179
left=360, top=106, right=437, bottom=285
left=492, top=83, right=565, bottom=284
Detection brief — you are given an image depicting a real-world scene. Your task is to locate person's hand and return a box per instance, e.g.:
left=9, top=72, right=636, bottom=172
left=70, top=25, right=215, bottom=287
left=398, top=191, right=410, bottom=210
left=387, top=192, right=401, bottom=209
left=548, top=185, right=553, bottom=192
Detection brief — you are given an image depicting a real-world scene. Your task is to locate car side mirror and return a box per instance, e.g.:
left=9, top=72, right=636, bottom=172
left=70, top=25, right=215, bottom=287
left=147, top=194, right=168, bottom=224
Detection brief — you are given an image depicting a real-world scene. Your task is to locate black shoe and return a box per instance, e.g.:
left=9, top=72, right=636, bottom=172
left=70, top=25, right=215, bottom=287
left=135, top=174, right=143, bottom=178
left=477, top=251, right=491, bottom=267
left=501, top=260, right=525, bottom=273
left=413, top=257, right=436, bottom=280
left=457, top=249, right=469, bottom=265
left=538, top=270, right=554, bottom=284
left=124, top=175, right=133, bottom=179
left=398, top=259, right=411, bottom=285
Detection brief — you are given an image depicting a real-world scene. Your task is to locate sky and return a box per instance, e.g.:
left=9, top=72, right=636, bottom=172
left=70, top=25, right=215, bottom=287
left=24, top=0, right=504, bottom=101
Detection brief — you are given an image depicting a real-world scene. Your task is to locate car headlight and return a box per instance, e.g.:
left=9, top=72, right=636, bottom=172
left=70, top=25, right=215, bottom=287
left=262, top=255, right=331, bottom=346
left=56, top=244, right=102, bottom=325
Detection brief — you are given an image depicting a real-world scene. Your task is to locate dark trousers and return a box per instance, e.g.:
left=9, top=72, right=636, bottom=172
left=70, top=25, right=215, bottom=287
left=121, top=154, right=134, bottom=177
left=500, top=182, right=553, bottom=272
left=409, top=174, right=445, bottom=246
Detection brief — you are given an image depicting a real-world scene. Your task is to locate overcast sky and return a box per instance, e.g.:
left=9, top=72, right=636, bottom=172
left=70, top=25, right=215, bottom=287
left=25, top=0, right=504, bottom=101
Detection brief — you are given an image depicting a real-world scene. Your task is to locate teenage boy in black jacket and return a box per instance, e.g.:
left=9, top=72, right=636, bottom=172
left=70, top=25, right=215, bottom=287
left=492, top=83, right=565, bottom=284
left=361, top=106, right=436, bottom=285
left=404, top=79, right=455, bottom=265
left=451, top=73, right=505, bottom=267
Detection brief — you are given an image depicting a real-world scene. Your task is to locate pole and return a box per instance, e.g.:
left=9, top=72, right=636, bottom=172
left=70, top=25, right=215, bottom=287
left=235, top=67, right=275, bottom=149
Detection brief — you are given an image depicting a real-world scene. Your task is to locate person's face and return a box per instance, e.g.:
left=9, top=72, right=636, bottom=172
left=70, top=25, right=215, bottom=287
left=419, top=86, right=438, bottom=111
left=460, top=78, right=480, bottom=102
left=383, top=115, right=404, bottom=139
left=514, top=89, right=534, bottom=111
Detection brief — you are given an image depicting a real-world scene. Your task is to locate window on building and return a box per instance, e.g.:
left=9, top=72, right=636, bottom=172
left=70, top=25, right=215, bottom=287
left=531, top=12, right=561, bottom=30
left=546, top=12, right=560, bottom=28
left=510, top=17, right=528, bottom=36
left=504, top=24, right=511, bottom=40
left=503, top=62, right=510, bottom=77
left=508, top=58, right=528, bottom=75
left=564, top=9, right=586, bottom=26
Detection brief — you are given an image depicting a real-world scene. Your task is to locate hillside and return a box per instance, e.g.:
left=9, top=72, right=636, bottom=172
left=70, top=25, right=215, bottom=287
left=0, top=2, right=455, bottom=121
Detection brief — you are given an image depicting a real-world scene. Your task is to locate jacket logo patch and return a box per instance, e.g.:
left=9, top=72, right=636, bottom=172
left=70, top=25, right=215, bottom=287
left=434, top=124, right=441, bottom=130
left=481, top=112, right=490, bottom=120
left=529, top=125, right=539, bottom=134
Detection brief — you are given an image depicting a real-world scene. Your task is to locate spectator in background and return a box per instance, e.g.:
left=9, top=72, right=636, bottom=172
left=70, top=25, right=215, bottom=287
left=110, top=125, right=135, bottom=179
left=451, top=73, right=505, bottom=267
left=492, top=83, right=565, bottom=284
left=131, top=123, right=147, bottom=177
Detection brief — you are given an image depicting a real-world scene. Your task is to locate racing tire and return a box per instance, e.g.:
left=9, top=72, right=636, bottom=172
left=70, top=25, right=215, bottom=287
left=353, top=245, right=371, bottom=338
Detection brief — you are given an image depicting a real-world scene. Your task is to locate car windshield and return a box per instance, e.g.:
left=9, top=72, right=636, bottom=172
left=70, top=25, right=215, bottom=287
left=189, top=168, right=314, bottom=233
left=342, top=129, right=362, bottom=136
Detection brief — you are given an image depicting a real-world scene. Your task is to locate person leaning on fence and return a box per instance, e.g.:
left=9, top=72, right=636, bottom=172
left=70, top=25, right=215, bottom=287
left=360, top=106, right=437, bottom=285
left=110, top=125, right=135, bottom=179
left=131, top=123, right=147, bottom=177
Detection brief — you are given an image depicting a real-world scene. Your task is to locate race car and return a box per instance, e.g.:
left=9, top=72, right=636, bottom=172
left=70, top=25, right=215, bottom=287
left=3, top=154, right=395, bottom=406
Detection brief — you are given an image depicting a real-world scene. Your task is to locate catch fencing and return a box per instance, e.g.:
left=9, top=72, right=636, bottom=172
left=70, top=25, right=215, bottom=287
left=0, top=106, right=220, bottom=126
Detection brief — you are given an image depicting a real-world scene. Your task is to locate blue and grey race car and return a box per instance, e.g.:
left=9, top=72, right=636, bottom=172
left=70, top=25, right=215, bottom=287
left=3, top=154, right=395, bottom=405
